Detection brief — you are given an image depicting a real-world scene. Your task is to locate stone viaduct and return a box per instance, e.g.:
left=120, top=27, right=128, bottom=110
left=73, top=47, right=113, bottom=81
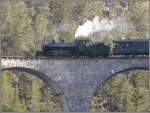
left=0, top=57, right=149, bottom=112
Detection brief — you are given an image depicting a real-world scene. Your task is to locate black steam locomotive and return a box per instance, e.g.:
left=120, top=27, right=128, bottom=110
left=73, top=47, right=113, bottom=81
left=36, top=39, right=149, bottom=57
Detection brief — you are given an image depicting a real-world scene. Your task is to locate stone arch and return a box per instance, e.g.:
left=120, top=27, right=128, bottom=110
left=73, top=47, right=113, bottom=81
left=1, top=67, right=69, bottom=111
left=90, top=66, right=149, bottom=111
left=91, top=66, right=149, bottom=103
left=101, top=67, right=149, bottom=88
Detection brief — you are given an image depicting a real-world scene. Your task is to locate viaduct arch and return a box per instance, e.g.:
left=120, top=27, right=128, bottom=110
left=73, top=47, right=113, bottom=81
left=1, top=57, right=149, bottom=111
left=94, top=67, right=149, bottom=92
left=1, top=67, right=69, bottom=112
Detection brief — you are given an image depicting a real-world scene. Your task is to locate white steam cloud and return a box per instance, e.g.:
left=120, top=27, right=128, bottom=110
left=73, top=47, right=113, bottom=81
left=75, top=16, right=128, bottom=39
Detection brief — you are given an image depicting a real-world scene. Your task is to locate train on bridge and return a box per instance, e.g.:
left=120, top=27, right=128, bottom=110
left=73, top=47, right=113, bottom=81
left=35, top=39, right=149, bottom=57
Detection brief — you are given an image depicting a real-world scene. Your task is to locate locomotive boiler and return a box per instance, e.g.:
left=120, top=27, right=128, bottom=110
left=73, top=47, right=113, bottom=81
left=36, top=39, right=110, bottom=57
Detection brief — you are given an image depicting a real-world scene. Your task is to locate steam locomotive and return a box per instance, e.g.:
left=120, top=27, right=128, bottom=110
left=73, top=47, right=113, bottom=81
left=36, top=39, right=149, bottom=57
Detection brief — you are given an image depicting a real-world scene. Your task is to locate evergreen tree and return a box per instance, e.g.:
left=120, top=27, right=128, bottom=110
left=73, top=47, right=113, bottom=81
left=31, top=78, right=42, bottom=111
left=13, top=84, right=27, bottom=112
left=1, top=71, right=14, bottom=111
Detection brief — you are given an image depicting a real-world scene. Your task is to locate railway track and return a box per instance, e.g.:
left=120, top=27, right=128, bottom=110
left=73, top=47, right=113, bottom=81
left=0, top=55, right=149, bottom=59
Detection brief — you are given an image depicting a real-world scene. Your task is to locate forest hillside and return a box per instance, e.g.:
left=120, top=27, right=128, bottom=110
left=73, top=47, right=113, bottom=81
left=1, top=0, right=149, bottom=54
left=0, top=0, right=149, bottom=112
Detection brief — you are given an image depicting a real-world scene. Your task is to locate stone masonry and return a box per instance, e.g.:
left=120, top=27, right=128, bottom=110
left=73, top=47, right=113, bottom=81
left=1, top=57, right=149, bottom=111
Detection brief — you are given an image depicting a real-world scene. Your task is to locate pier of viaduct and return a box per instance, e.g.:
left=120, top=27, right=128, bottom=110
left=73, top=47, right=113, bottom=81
left=1, top=57, right=149, bottom=112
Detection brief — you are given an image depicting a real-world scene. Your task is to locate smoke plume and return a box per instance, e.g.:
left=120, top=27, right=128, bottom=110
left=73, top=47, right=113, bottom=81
left=75, top=16, right=128, bottom=39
